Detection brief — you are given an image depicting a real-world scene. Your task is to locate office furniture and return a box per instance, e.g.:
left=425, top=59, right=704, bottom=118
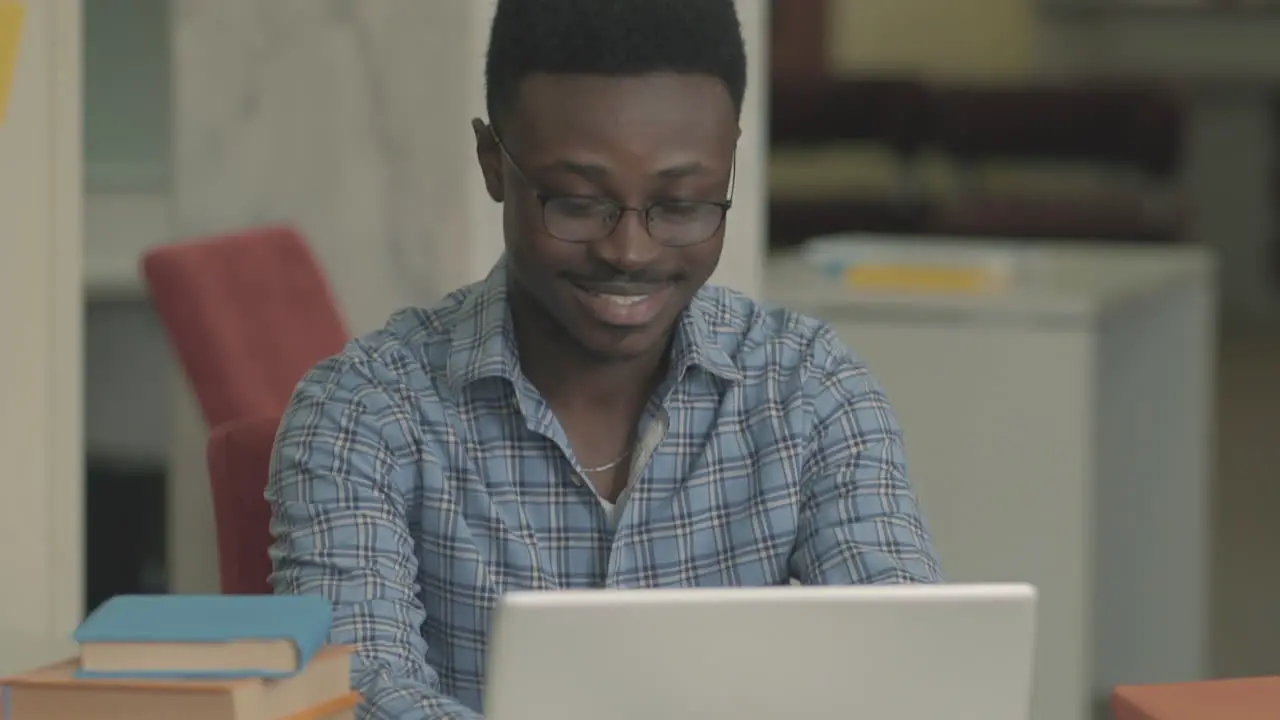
left=85, top=459, right=167, bottom=613
left=769, top=77, right=934, bottom=248
left=768, top=77, right=1185, bottom=251
left=142, top=225, right=348, bottom=595
left=206, top=415, right=280, bottom=595
left=769, top=0, right=826, bottom=82
left=765, top=238, right=1215, bottom=720
left=1113, top=677, right=1280, bottom=719
left=1040, top=6, right=1280, bottom=320
left=765, top=0, right=1278, bottom=319
left=141, top=225, right=349, bottom=428
left=82, top=198, right=173, bottom=608
left=923, top=83, right=1185, bottom=243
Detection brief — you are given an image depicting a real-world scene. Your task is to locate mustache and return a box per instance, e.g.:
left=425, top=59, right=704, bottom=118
left=561, top=269, right=684, bottom=285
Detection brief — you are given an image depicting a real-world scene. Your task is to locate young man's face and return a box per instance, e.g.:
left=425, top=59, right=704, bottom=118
left=474, top=72, right=738, bottom=363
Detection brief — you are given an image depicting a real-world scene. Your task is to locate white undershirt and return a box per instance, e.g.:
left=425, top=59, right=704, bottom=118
left=598, top=497, right=623, bottom=526
left=597, top=484, right=634, bottom=526
left=579, top=410, right=665, bottom=528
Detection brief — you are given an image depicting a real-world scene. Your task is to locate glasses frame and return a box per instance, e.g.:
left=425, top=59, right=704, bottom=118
left=489, top=127, right=735, bottom=247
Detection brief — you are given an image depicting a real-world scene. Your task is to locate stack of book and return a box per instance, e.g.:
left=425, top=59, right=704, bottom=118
left=800, top=235, right=1022, bottom=295
left=1, top=595, right=358, bottom=720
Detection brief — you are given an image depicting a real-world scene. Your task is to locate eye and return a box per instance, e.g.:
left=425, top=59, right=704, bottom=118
left=550, top=197, right=614, bottom=218
left=651, top=200, right=714, bottom=223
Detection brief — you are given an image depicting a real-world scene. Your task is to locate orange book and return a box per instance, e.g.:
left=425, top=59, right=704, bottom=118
left=1, top=646, right=355, bottom=720
left=1113, top=677, right=1280, bottom=720
left=277, top=692, right=362, bottom=720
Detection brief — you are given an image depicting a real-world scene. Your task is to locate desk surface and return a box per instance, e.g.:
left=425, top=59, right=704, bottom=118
left=0, top=631, right=76, bottom=677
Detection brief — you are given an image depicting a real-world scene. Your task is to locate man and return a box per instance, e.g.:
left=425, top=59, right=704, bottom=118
left=268, top=0, right=941, bottom=718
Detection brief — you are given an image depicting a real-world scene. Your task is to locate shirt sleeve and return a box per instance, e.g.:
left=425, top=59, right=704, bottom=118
left=267, top=354, right=483, bottom=720
left=790, top=329, right=943, bottom=585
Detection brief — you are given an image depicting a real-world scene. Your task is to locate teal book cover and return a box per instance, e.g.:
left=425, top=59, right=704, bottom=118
left=72, top=594, right=333, bottom=680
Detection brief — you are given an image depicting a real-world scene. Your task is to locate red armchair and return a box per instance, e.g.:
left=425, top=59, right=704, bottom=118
left=144, top=226, right=349, bottom=595
left=141, top=225, right=349, bottom=428
left=206, top=415, right=281, bottom=595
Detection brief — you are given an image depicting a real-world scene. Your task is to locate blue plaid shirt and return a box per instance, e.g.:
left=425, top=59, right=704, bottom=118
left=268, top=260, right=940, bottom=720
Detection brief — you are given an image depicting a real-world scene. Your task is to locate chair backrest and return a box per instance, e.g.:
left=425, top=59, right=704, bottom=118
left=206, top=415, right=280, bottom=595
left=142, top=226, right=349, bottom=428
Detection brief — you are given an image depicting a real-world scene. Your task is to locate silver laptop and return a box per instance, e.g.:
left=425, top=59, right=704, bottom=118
left=484, top=583, right=1037, bottom=720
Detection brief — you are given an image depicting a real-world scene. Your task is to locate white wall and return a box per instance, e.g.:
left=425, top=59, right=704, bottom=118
left=85, top=0, right=768, bottom=470
left=0, top=0, right=83, bottom=635
left=157, top=0, right=769, bottom=592
left=721, top=0, right=768, bottom=294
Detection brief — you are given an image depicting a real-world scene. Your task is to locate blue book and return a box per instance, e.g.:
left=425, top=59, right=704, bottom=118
left=72, top=594, right=333, bottom=680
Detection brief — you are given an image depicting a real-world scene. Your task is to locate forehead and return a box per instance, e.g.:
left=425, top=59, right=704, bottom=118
left=507, top=72, right=738, bottom=166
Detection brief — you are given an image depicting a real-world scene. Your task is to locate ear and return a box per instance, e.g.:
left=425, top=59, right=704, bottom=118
left=472, top=118, right=505, bottom=203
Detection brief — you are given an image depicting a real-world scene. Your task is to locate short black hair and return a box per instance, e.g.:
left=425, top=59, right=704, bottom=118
left=484, top=0, right=747, bottom=127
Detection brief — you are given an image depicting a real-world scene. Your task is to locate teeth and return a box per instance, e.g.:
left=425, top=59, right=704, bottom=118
left=597, top=293, right=647, bottom=306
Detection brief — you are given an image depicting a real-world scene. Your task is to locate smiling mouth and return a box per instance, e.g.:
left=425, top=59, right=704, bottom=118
left=570, top=282, right=673, bottom=327
left=589, top=292, right=649, bottom=306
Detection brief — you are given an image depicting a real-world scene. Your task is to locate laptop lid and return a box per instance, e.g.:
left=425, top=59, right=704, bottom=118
left=484, top=583, right=1037, bottom=720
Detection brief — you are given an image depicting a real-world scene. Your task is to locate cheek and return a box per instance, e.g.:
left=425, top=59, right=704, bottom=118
left=504, top=224, right=579, bottom=285
left=682, top=238, right=724, bottom=283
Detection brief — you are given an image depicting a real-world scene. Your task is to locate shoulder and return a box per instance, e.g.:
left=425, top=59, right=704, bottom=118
left=279, top=281, right=488, bottom=441
left=299, top=281, right=482, bottom=391
left=692, top=284, right=866, bottom=387
left=693, top=285, right=894, bottom=440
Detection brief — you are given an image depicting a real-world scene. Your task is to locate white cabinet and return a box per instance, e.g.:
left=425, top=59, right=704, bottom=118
left=766, top=240, right=1215, bottom=720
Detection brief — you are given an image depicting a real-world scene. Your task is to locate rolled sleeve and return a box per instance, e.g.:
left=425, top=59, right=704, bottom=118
left=267, top=354, right=481, bottom=720
left=790, top=330, right=942, bottom=585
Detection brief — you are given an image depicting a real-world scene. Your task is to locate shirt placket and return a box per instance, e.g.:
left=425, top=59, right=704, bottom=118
left=605, top=406, right=670, bottom=584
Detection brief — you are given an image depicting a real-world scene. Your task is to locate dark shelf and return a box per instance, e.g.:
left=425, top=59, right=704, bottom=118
left=85, top=457, right=169, bottom=614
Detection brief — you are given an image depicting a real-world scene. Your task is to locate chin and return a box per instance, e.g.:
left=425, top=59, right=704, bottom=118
left=573, top=324, right=669, bottom=364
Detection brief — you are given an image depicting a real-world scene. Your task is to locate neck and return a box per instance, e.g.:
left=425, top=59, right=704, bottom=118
left=510, top=299, right=670, bottom=412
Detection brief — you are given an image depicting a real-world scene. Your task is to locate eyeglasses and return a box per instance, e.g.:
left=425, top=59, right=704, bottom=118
left=491, top=129, right=734, bottom=247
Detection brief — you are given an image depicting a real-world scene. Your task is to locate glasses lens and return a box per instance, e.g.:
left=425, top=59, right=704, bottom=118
left=542, top=197, right=727, bottom=245
left=544, top=197, right=619, bottom=242
left=647, top=202, right=726, bottom=246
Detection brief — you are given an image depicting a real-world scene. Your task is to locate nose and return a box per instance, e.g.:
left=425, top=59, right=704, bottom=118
left=589, top=208, right=662, bottom=272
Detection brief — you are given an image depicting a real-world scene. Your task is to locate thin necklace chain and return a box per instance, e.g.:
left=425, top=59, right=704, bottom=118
left=581, top=449, right=632, bottom=474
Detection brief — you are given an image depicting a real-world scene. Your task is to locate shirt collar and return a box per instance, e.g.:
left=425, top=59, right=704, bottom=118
left=445, top=259, right=743, bottom=391
left=667, top=290, right=743, bottom=383
left=444, top=261, right=522, bottom=390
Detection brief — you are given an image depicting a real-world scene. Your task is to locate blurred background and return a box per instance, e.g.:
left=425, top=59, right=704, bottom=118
left=4, top=1, right=1280, bottom=718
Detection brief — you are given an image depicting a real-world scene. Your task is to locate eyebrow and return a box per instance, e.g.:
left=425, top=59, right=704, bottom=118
left=537, top=159, right=712, bottom=182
